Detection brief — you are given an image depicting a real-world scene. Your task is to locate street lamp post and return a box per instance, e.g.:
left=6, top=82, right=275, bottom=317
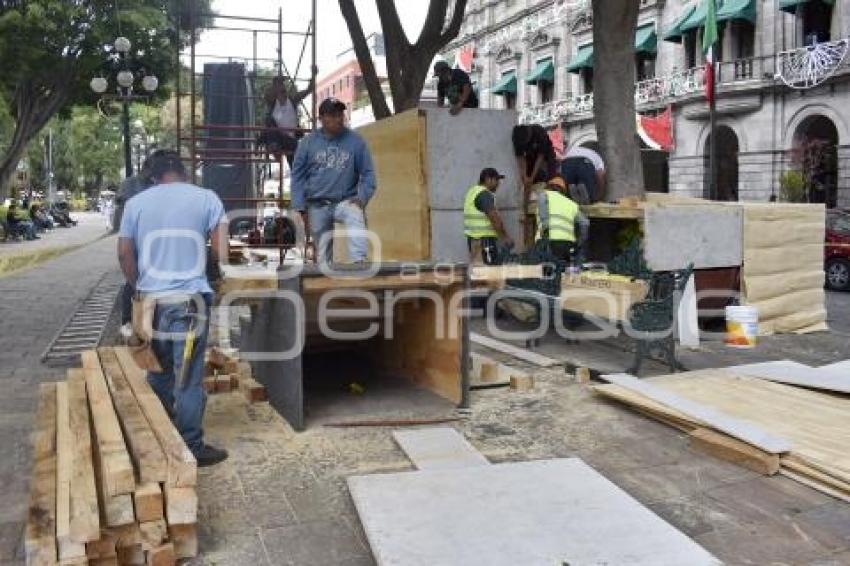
left=90, top=37, right=158, bottom=180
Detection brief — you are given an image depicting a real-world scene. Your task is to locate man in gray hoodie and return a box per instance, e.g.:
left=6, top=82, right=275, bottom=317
left=291, top=98, right=377, bottom=264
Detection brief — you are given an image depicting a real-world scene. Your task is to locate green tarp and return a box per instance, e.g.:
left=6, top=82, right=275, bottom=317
left=717, top=0, right=757, bottom=23
left=566, top=45, right=594, bottom=73
left=635, top=24, right=658, bottom=54
left=779, top=0, right=834, bottom=13
left=663, top=5, right=696, bottom=42
left=525, top=59, right=555, bottom=85
left=491, top=72, right=517, bottom=95
left=679, top=1, right=709, bottom=32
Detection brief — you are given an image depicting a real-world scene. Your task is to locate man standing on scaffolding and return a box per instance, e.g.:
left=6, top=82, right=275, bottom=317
left=263, top=74, right=314, bottom=166
left=291, top=97, right=376, bottom=265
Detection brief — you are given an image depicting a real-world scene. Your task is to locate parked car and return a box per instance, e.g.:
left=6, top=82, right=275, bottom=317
left=825, top=209, right=850, bottom=291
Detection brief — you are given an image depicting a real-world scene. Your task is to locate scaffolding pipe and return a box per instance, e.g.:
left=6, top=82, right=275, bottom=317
left=189, top=1, right=197, bottom=183
left=312, top=0, right=317, bottom=129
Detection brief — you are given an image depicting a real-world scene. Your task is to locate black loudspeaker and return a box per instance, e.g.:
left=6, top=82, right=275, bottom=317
left=201, top=63, right=257, bottom=216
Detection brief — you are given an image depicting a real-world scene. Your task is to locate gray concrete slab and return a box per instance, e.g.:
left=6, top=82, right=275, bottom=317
left=348, top=458, right=720, bottom=566
left=392, top=427, right=490, bottom=470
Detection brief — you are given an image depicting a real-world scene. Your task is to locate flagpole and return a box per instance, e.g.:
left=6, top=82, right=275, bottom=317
left=709, top=63, right=718, bottom=201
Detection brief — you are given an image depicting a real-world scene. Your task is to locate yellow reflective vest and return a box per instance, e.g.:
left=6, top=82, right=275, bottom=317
left=536, top=190, right=578, bottom=242
left=463, top=185, right=498, bottom=239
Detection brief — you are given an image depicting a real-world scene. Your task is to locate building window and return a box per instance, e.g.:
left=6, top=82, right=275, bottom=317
left=684, top=30, right=698, bottom=69
left=802, top=0, right=832, bottom=44
left=581, top=69, right=593, bottom=95
left=540, top=81, right=554, bottom=104
left=636, top=54, right=656, bottom=81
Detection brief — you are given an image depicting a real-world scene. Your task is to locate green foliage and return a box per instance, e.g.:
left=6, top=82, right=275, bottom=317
left=0, top=0, right=213, bottom=197
left=779, top=170, right=806, bottom=203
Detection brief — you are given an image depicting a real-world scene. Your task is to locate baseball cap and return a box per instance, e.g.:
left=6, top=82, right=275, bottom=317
left=433, top=61, right=450, bottom=77
left=479, top=167, right=505, bottom=182
left=318, top=97, right=346, bottom=115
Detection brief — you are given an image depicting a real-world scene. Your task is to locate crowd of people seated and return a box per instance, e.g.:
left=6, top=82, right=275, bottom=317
left=1, top=197, right=78, bottom=242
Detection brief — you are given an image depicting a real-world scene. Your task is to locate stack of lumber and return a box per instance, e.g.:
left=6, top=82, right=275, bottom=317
left=204, top=348, right=266, bottom=403
left=26, top=346, right=198, bottom=565
left=593, top=369, right=850, bottom=502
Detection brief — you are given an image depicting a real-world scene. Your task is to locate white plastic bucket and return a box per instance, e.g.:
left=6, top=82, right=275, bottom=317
left=725, top=305, right=758, bottom=348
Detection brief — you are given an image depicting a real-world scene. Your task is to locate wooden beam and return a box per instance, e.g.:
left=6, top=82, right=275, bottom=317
left=114, top=347, right=197, bottom=487
left=56, top=382, right=87, bottom=562
left=302, top=271, right=463, bottom=293
left=133, top=482, right=163, bottom=523
left=25, top=383, right=58, bottom=566
left=169, top=524, right=198, bottom=559
left=470, top=333, right=561, bottom=368
left=66, top=369, right=100, bottom=543
left=98, top=348, right=168, bottom=484
left=84, top=360, right=135, bottom=496
left=146, top=542, right=176, bottom=566
left=163, top=486, right=197, bottom=526
left=689, top=428, right=781, bottom=476
left=139, top=519, right=167, bottom=551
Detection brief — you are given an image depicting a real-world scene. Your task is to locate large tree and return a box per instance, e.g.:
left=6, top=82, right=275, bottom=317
left=0, top=0, right=210, bottom=200
left=591, top=0, right=644, bottom=199
left=338, top=0, right=468, bottom=120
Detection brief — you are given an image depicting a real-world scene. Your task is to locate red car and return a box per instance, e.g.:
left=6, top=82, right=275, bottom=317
left=826, top=209, right=850, bottom=291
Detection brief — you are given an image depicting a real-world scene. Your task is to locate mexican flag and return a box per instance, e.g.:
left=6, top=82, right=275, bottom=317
left=702, top=0, right=718, bottom=103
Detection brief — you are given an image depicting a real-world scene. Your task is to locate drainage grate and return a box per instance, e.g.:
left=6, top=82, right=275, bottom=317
left=42, top=271, right=124, bottom=366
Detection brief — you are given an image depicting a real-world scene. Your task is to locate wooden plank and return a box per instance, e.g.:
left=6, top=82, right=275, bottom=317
left=393, top=428, right=490, bottom=471
left=470, top=333, right=560, bottom=368
left=84, top=360, right=135, bottom=496
left=133, top=482, right=163, bottom=523
left=114, top=346, right=197, bottom=487
left=146, top=542, right=176, bottom=566
left=239, top=377, right=268, bottom=403
left=98, top=348, right=168, bottom=484
left=509, top=373, right=534, bottom=392
left=470, top=264, right=544, bottom=283
left=688, top=428, right=780, bottom=475
left=139, top=519, right=167, bottom=550
left=163, top=486, right=197, bottom=526
left=302, top=271, right=463, bottom=293
left=66, top=370, right=100, bottom=543
left=56, top=382, right=87, bottom=562
left=26, top=383, right=58, bottom=566
left=116, top=544, right=145, bottom=565
left=169, top=524, right=198, bottom=559
left=599, top=373, right=791, bottom=454
left=214, top=373, right=232, bottom=393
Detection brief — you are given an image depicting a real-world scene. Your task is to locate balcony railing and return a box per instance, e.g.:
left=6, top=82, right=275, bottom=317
left=516, top=46, right=850, bottom=126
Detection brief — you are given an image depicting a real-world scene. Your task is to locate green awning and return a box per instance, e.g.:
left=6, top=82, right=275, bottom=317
left=779, top=0, right=834, bottom=13
left=663, top=5, right=696, bottom=42
left=491, top=72, right=517, bottom=96
left=566, top=45, right=594, bottom=73
left=718, top=0, right=757, bottom=23
left=635, top=24, right=657, bottom=54
left=525, top=58, right=555, bottom=85
left=679, top=1, right=708, bottom=33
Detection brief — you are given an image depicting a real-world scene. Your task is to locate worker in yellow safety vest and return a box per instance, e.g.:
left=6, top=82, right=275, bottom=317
left=535, top=176, right=589, bottom=263
left=464, top=168, right=515, bottom=264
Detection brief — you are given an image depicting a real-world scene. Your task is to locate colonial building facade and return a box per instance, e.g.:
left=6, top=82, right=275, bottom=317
left=442, top=0, right=850, bottom=206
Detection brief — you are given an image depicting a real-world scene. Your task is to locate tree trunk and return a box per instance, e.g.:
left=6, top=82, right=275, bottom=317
left=0, top=72, right=74, bottom=201
left=338, top=0, right=392, bottom=120
left=592, top=0, right=643, bottom=200
left=338, top=0, right=468, bottom=120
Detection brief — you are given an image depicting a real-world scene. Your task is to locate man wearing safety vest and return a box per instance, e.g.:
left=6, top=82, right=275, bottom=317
left=463, top=168, right=515, bottom=264
left=535, top=176, right=589, bottom=263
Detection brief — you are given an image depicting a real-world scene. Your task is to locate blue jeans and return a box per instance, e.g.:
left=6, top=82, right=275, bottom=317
left=307, top=199, right=368, bottom=264
left=148, top=293, right=212, bottom=454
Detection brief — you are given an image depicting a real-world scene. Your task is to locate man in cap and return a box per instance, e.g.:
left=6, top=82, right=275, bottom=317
left=291, top=97, right=377, bottom=264
left=434, top=61, right=479, bottom=116
left=463, top=167, right=514, bottom=264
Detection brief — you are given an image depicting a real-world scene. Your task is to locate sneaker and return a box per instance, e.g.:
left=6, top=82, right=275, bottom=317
left=195, top=443, right=228, bottom=467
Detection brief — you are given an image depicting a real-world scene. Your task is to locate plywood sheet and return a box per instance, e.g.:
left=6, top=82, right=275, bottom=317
left=471, top=333, right=560, bottom=367
left=392, top=428, right=490, bottom=471
left=357, top=110, right=430, bottom=261
left=644, top=204, right=743, bottom=270
left=348, top=458, right=719, bottom=566
left=648, top=370, right=850, bottom=482
left=739, top=203, right=827, bottom=334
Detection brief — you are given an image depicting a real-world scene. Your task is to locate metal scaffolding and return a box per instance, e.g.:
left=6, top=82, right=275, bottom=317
left=175, top=2, right=318, bottom=227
